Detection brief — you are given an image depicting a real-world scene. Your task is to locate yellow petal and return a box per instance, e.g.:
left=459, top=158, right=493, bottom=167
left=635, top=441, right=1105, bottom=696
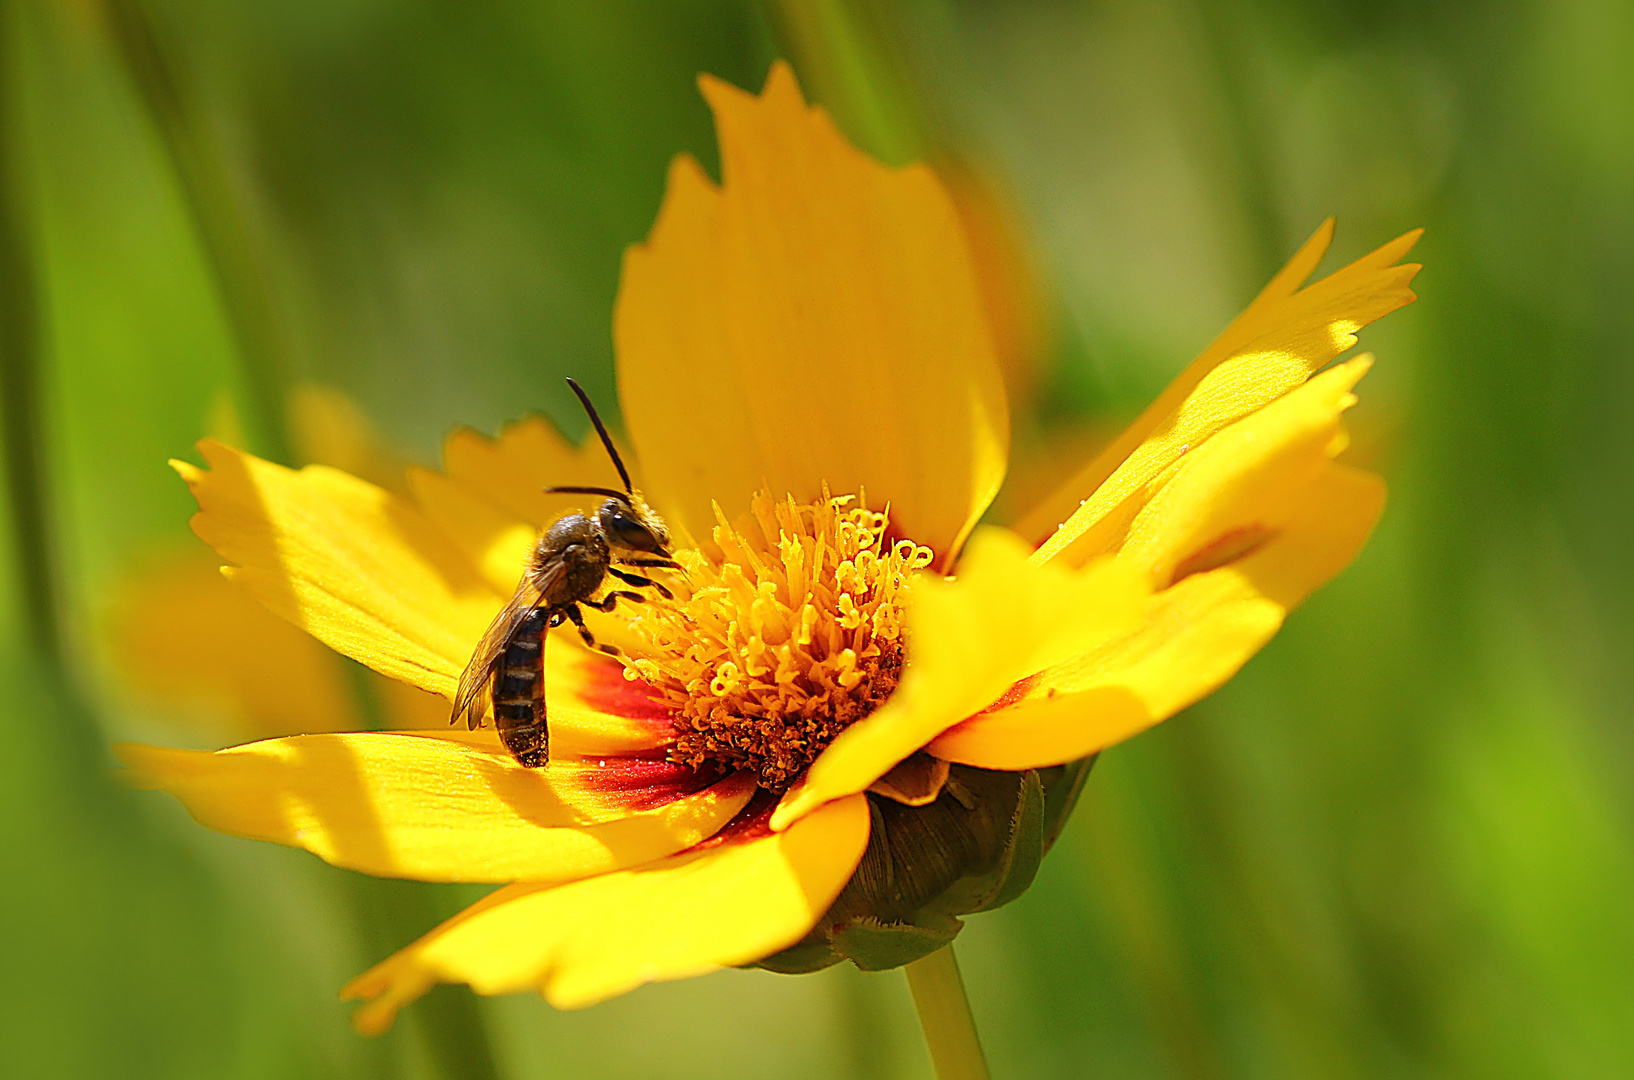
left=439, top=415, right=633, bottom=532
left=938, top=359, right=1381, bottom=768
left=175, top=440, right=500, bottom=699
left=288, top=385, right=408, bottom=494
left=342, top=792, right=870, bottom=1028
left=1120, top=355, right=1372, bottom=585
left=770, top=528, right=1147, bottom=830
left=1021, top=223, right=1418, bottom=560
left=115, top=733, right=753, bottom=884
left=615, top=61, right=1007, bottom=563
left=372, top=676, right=452, bottom=731
left=931, top=464, right=1384, bottom=769
left=107, top=550, right=356, bottom=739
left=405, top=467, right=538, bottom=596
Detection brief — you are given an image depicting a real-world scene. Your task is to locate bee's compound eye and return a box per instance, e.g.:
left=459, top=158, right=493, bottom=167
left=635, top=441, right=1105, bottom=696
left=601, top=504, right=663, bottom=553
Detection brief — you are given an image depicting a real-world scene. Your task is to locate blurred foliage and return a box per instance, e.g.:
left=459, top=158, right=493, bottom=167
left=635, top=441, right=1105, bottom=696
left=1, top=0, right=1631, bottom=1077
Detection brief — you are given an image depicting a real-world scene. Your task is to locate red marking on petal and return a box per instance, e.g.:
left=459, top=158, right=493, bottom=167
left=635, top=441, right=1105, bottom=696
left=981, top=672, right=1042, bottom=715
left=568, top=755, right=727, bottom=812
left=932, top=672, right=1044, bottom=746
left=573, top=657, right=675, bottom=724
left=1170, top=524, right=1276, bottom=586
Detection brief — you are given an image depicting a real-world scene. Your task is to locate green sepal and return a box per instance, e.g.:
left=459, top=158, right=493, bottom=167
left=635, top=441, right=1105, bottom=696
left=753, top=934, right=842, bottom=975
left=1038, top=754, right=1098, bottom=853
left=754, top=762, right=1070, bottom=974
left=831, top=914, right=962, bottom=970
left=968, top=769, right=1044, bottom=914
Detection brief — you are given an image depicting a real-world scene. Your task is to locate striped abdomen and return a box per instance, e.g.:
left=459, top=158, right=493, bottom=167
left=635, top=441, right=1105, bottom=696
left=493, top=606, right=551, bottom=768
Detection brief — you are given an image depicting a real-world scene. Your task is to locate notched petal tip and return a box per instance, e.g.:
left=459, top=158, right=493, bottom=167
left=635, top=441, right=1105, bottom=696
left=619, top=61, right=1008, bottom=565
left=1019, top=223, right=1419, bottom=558
left=934, top=462, right=1387, bottom=770
left=935, top=347, right=1390, bottom=771
left=110, top=741, right=169, bottom=790
left=697, top=58, right=803, bottom=115
left=168, top=455, right=202, bottom=482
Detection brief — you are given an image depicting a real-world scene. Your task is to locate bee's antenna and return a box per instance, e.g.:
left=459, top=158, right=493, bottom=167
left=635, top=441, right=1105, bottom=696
left=565, top=377, right=633, bottom=494
left=546, top=485, right=628, bottom=502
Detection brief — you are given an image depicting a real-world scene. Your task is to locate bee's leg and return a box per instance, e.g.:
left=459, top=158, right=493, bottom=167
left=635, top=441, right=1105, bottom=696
left=619, top=557, right=683, bottom=569
left=558, top=598, right=627, bottom=656
left=585, top=590, right=645, bottom=613
left=608, top=568, right=672, bottom=600
left=561, top=603, right=623, bottom=658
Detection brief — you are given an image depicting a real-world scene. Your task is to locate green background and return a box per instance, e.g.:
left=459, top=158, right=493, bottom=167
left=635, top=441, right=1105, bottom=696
left=3, top=0, right=1631, bottom=1077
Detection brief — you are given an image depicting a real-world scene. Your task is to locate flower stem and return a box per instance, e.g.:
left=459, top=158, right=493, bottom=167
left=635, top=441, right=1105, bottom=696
left=905, top=945, right=991, bottom=1080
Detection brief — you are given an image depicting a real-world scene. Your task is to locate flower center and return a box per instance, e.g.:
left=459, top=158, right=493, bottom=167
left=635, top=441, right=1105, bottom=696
left=619, top=489, right=933, bottom=789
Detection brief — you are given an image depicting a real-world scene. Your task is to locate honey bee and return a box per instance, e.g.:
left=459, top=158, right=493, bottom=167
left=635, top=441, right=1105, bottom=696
left=452, top=378, right=679, bottom=768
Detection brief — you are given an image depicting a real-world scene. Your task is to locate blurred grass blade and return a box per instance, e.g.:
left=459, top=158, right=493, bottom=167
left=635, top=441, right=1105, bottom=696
left=347, top=875, right=502, bottom=1080
left=0, top=0, right=58, bottom=668
left=760, top=0, right=929, bottom=165
left=89, top=5, right=505, bottom=1075
left=1188, top=0, right=1284, bottom=281
left=98, top=0, right=292, bottom=463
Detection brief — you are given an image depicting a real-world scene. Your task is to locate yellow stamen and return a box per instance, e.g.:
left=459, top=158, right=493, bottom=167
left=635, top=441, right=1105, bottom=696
left=622, top=488, right=934, bottom=788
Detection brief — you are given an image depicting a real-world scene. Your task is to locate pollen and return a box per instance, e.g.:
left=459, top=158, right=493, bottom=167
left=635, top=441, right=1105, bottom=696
left=620, top=489, right=933, bottom=789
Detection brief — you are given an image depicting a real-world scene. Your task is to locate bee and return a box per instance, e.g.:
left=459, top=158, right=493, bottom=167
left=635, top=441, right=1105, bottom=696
left=452, top=378, right=680, bottom=768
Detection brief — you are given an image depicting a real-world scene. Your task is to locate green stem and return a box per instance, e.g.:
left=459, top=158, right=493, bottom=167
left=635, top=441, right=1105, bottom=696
left=905, top=945, right=991, bottom=1080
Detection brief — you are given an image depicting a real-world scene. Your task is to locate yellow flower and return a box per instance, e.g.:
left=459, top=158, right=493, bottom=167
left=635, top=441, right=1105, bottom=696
left=118, top=63, right=1418, bottom=1032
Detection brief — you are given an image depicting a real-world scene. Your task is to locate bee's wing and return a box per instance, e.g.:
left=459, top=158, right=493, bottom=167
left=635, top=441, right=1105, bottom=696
left=451, top=561, right=565, bottom=730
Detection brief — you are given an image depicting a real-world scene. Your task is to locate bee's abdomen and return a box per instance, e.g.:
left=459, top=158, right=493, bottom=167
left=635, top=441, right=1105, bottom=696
left=493, top=606, right=551, bottom=768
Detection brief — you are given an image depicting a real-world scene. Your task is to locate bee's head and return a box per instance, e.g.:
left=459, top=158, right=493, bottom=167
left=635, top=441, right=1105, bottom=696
left=597, top=492, right=671, bottom=557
